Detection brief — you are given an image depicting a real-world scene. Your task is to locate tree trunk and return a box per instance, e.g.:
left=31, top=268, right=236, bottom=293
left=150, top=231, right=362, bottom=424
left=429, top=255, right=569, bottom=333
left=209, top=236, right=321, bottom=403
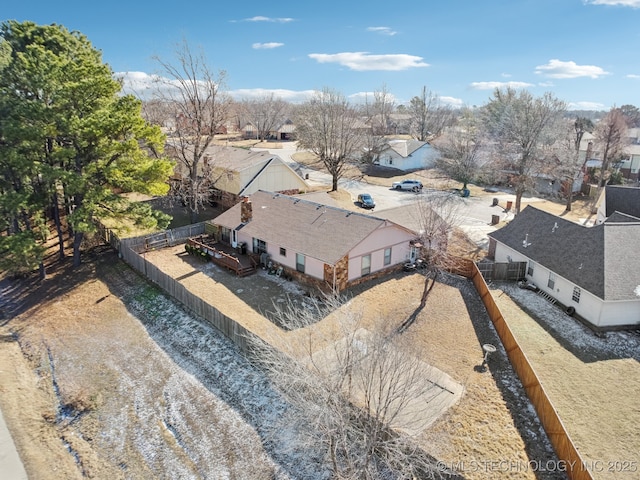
left=564, top=182, right=573, bottom=212
left=38, top=261, right=47, bottom=280
left=514, top=190, right=523, bottom=215
left=331, top=175, right=339, bottom=192
left=419, top=270, right=438, bottom=309
left=52, top=192, right=66, bottom=261
left=72, top=231, right=83, bottom=268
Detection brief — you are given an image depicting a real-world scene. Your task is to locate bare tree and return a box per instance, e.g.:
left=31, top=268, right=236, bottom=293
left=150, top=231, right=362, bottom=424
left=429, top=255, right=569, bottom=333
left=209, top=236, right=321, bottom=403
left=295, top=88, right=363, bottom=191
left=620, top=104, right=640, bottom=128
left=239, top=93, right=289, bottom=141
left=153, top=40, right=231, bottom=222
left=359, top=85, right=395, bottom=165
left=398, top=192, right=463, bottom=333
left=482, top=88, right=566, bottom=214
left=593, top=107, right=629, bottom=189
left=140, top=98, right=173, bottom=129
left=563, top=117, right=593, bottom=212
left=434, top=108, right=485, bottom=192
left=408, top=86, right=454, bottom=141
left=253, top=294, right=455, bottom=480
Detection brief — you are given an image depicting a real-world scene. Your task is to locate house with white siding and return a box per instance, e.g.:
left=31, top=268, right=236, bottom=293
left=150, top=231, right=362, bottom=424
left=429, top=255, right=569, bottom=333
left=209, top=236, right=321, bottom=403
left=596, top=185, right=640, bottom=224
left=209, top=191, right=418, bottom=292
left=375, top=140, right=440, bottom=171
left=488, top=206, right=640, bottom=329
left=204, top=146, right=308, bottom=208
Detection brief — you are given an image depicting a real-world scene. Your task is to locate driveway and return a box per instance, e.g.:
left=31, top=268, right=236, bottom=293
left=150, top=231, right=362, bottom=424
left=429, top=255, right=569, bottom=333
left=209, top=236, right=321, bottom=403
left=251, top=143, right=555, bottom=249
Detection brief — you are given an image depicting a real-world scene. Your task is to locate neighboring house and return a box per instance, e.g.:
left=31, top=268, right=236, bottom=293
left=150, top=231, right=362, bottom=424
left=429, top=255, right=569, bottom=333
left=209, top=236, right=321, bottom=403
left=578, top=130, right=640, bottom=183
left=375, top=140, right=439, bottom=171
left=596, top=185, right=640, bottom=224
left=241, top=120, right=296, bottom=141
left=205, top=146, right=308, bottom=208
left=209, top=190, right=418, bottom=292
left=488, top=206, right=640, bottom=329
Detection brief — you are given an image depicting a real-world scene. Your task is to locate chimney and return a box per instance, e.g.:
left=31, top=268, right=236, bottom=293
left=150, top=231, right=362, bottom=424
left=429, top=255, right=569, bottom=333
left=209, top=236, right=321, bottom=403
left=240, top=197, right=252, bottom=223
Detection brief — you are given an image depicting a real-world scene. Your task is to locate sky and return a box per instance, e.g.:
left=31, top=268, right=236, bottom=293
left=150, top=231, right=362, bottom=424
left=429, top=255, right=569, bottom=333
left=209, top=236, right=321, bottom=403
left=4, top=0, right=640, bottom=110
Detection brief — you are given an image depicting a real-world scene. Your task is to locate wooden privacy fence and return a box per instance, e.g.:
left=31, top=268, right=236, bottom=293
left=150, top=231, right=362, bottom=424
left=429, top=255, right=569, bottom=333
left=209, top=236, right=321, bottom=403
left=476, top=261, right=527, bottom=282
left=98, top=222, right=253, bottom=354
left=468, top=263, right=594, bottom=480
left=98, top=226, right=593, bottom=479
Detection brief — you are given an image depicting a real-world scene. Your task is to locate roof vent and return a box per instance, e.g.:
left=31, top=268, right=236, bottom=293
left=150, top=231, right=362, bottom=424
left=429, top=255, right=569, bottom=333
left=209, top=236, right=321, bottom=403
left=522, top=234, right=531, bottom=248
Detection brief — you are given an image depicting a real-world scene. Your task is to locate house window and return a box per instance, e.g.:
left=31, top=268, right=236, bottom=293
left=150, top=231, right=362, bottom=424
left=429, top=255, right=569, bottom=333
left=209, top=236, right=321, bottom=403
left=547, top=272, right=556, bottom=290
left=253, top=238, right=267, bottom=255
left=296, top=253, right=305, bottom=273
left=572, top=286, right=581, bottom=303
left=361, top=255, right=371, bottom=276
left=384, top=248, right=392, bottom=266
left=280, top=247, right=286, bottom=257
left=527, top=261, right=534, bottom=276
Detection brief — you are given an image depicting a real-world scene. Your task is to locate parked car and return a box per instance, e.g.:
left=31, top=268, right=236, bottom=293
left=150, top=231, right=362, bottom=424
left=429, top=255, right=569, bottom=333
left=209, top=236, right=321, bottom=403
left=357, top=193, right=376, bottom=209
left=392, top=179, right=423, bottom=192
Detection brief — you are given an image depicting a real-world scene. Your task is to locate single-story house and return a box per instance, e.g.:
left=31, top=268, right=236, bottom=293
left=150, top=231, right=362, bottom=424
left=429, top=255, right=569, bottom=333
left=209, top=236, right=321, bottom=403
left=204, top=146, right=308, bottom=208
left=241, top=120, right=296, bottom=141
left=208, top=190, right=419, bottom=292
left=488, top=205, right=640, bottom=329
left=375, top=140, right=440, bottom=171
left=596, top=185, right=640, bottom=225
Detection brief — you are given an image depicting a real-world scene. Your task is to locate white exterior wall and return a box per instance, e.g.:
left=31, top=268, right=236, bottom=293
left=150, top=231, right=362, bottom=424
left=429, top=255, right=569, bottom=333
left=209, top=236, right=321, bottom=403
left=237, top=232, right=326, bottom=281
left=494, top=243, right=605, bottom=326
left=240, top=159, right=307, bottom=195
left=347, top=225, right=413, bottom=281
left=599, top=300, right=640, bottom=327
left=378, top=146, right=439, bottom=171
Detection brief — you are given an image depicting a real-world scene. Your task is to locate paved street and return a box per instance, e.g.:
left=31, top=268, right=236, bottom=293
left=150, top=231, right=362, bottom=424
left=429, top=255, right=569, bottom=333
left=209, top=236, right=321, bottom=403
left=252, top=142, right=553, bottom=250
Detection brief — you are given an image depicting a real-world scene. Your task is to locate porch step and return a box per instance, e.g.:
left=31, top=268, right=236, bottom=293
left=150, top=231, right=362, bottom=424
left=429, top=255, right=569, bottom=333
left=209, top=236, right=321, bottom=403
left=537, top=289, right=557, bottom=305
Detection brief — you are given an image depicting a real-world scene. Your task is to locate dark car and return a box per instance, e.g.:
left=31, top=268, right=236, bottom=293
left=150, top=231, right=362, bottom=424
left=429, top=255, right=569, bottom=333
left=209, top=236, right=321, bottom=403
left=357, top=193, right=376, bottom=209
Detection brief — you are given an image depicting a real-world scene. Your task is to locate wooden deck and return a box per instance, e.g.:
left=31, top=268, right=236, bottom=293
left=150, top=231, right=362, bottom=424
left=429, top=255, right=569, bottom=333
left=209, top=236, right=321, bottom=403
left=187, top=235, right=257, bottom=277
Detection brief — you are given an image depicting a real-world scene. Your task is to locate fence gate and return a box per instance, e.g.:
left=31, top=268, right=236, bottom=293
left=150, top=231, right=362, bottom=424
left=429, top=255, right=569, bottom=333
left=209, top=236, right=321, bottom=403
left=476, top=261, right=526, bottom=281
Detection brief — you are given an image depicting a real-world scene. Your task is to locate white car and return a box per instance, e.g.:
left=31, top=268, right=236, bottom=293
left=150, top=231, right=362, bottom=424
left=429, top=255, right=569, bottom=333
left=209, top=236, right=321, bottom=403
left=391, top=179, right=423, bottom=192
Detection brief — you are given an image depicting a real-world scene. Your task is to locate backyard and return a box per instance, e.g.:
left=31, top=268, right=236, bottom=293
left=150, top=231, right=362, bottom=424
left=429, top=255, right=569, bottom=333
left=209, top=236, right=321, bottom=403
left=0, top=170, right=636, bottom=479
left=1, top=243, right=566, bottom=479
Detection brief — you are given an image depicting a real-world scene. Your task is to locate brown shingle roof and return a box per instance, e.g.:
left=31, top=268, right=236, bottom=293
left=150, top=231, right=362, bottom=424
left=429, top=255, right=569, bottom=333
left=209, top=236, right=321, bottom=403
left=213, top=191, right=413, bottom=265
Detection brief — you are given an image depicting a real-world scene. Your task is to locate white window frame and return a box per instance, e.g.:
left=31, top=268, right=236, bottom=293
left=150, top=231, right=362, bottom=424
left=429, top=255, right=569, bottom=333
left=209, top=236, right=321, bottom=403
left=384, top=247, right=392, bottom=266
left=361, top=254, right=371, bottom=276
left=572, top=286, right=581, bottom=303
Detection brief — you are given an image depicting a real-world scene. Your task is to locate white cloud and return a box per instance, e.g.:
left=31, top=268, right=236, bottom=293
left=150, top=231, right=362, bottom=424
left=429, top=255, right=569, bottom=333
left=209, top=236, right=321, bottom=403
left=534, top=59, right=609, bottom=79
left=585, top=0, right=640, bottom=7
left=230, top=88, right=316, bottom=103
left=308, top=52, right=429, bottom=71
left=348, top=91, right=399, bottom=103
left=367, top=26, right=397, bottom=36
left=501, top=73, right=512, bottom=78
left=439, top=96, right=465, bottom=107
left=626, top=74, right=640, bottom=79
left=243, top=16, right=294, bottom=23
left=469, top=81, right=534, bottom=90
left=116, top=71, right=162, bottom=97
left=569, top=101, right=607, bottom=110
left=252, top=42, right=284, bottom=49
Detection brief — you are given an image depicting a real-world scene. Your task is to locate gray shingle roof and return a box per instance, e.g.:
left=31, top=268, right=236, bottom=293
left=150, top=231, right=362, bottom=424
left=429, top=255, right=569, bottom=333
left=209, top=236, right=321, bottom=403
left=488, top=206, right=640, bottom=301
left=385, top=140, right=428, bottom=157
left=212, top=191, right=414, bottom=265
left=605, top=185, right=640, bottom=219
